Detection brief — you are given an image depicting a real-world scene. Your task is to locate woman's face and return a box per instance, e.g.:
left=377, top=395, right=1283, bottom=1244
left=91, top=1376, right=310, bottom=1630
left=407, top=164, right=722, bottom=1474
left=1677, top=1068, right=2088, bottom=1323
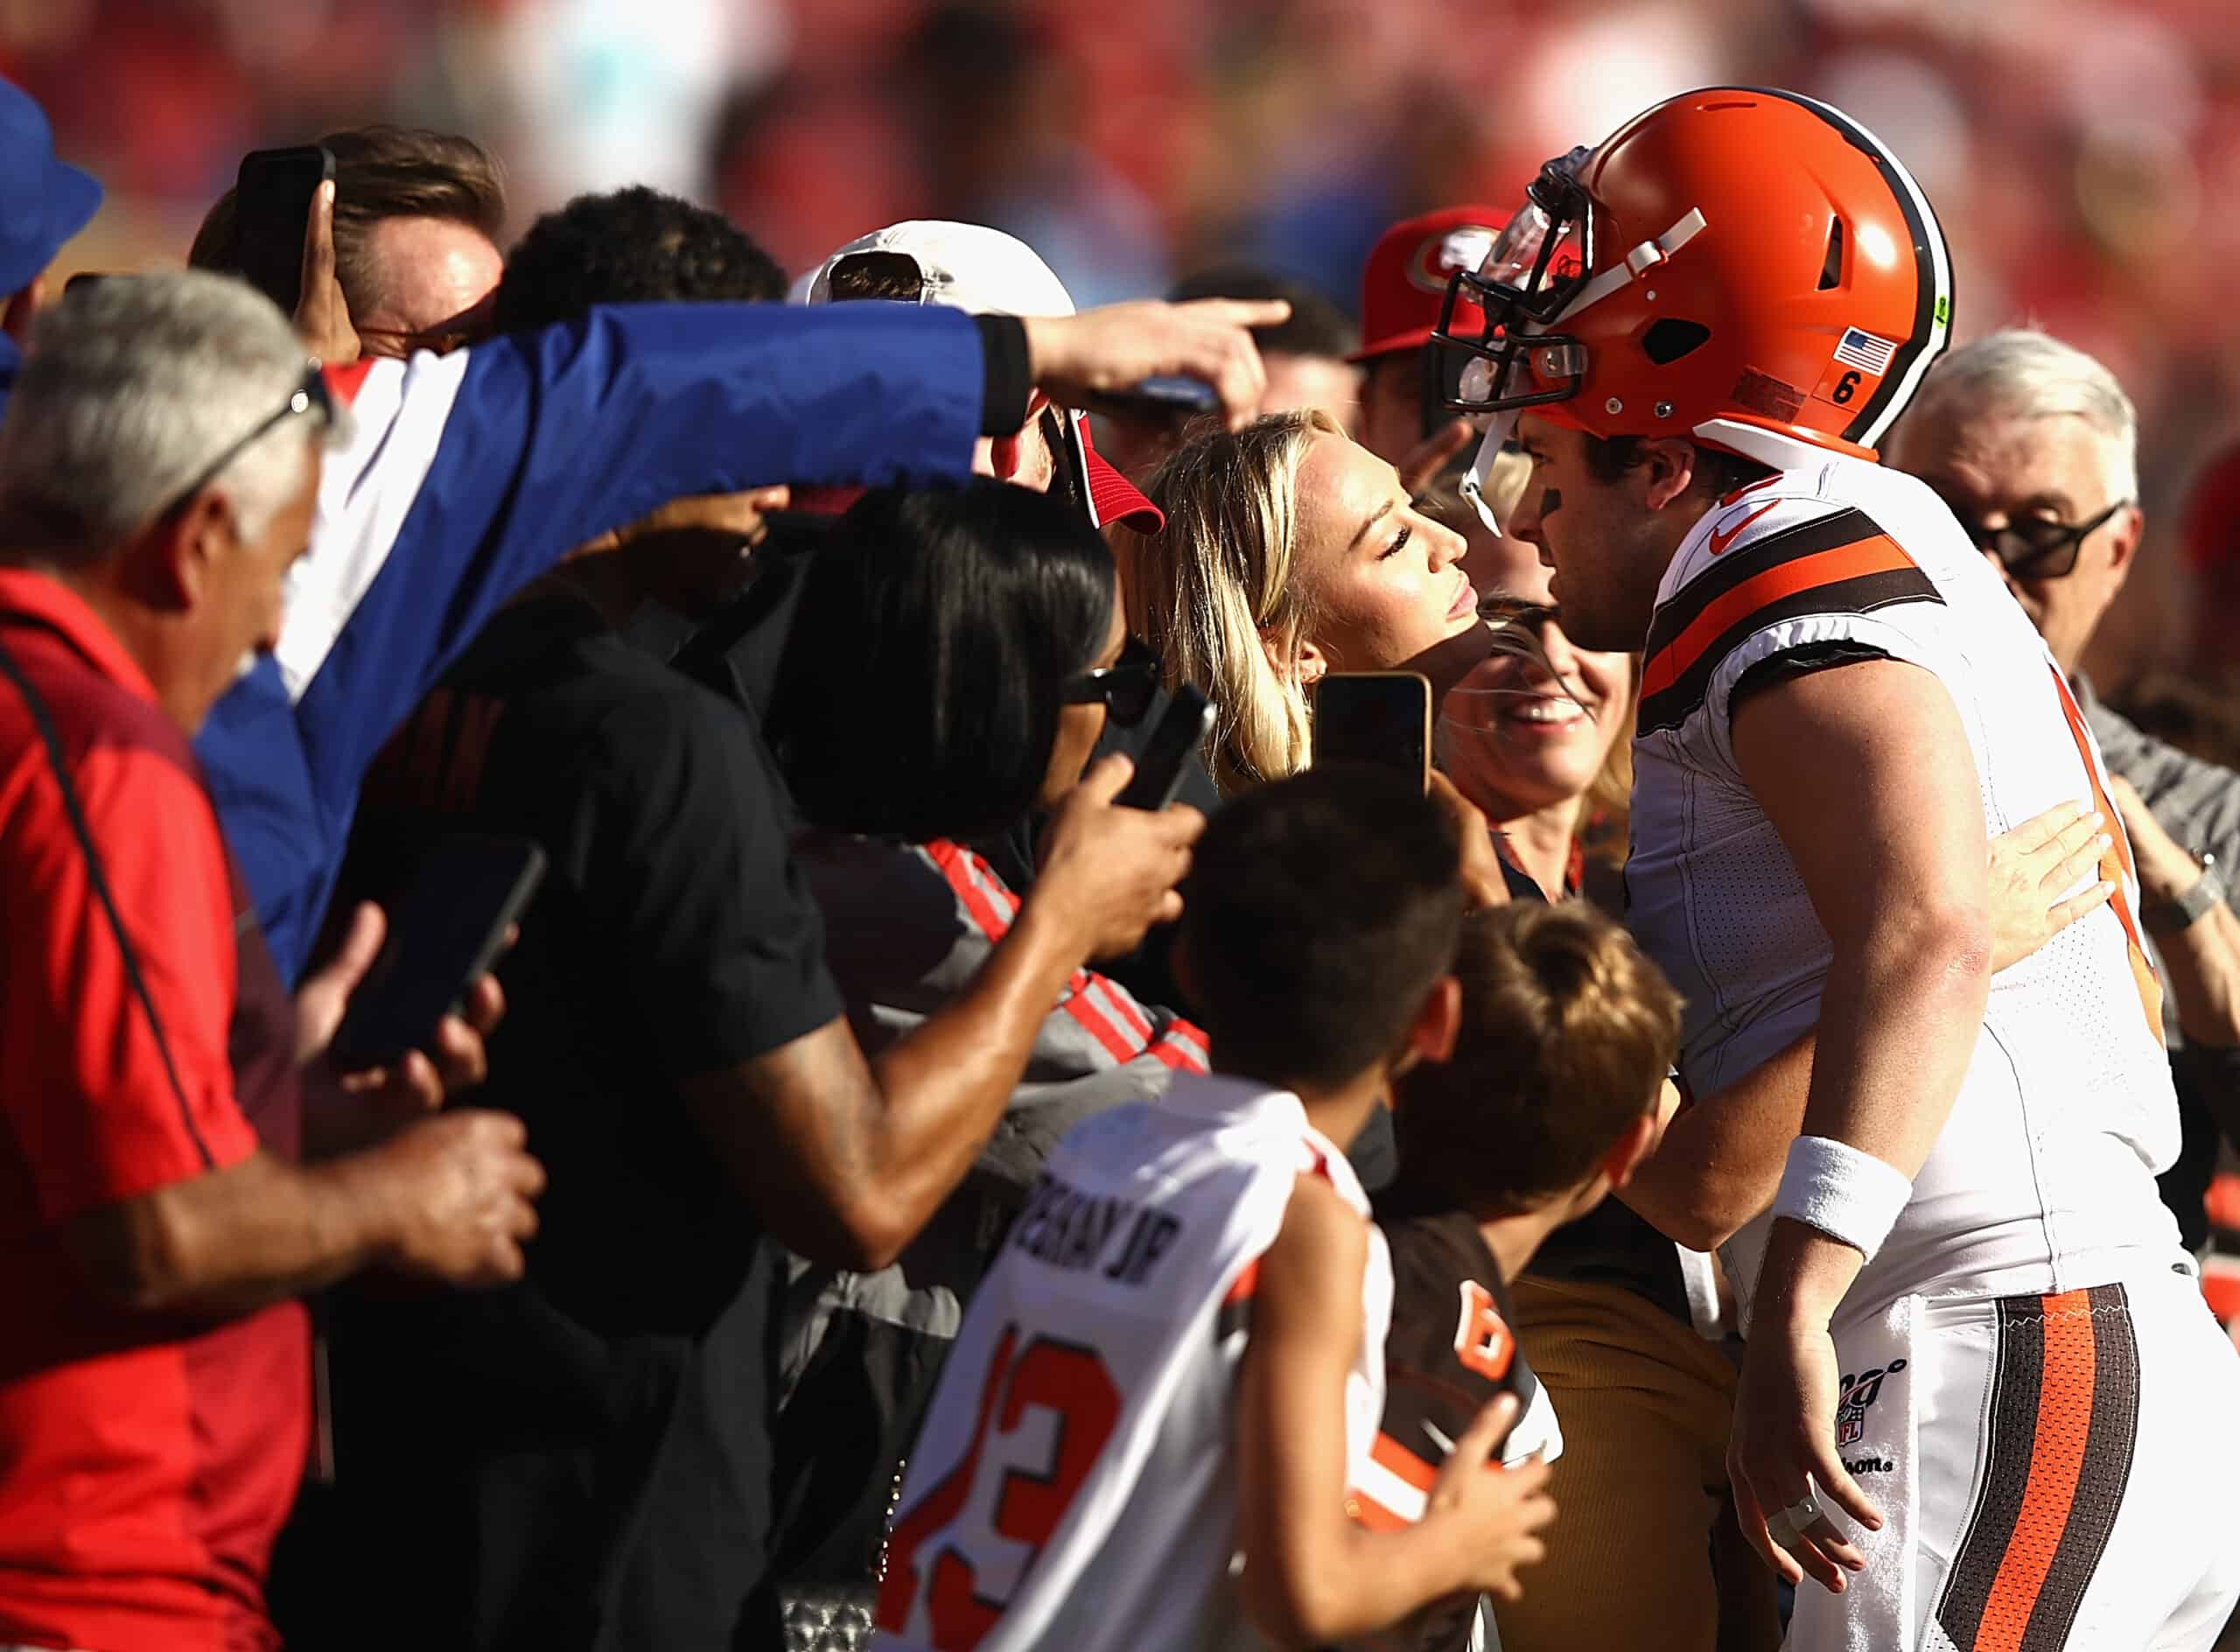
left=1287, top=432, right=1477, bottom=674
left=1041, top=573, right=1128, bottom=808
left=1439, top=570, right=1633, bottom=821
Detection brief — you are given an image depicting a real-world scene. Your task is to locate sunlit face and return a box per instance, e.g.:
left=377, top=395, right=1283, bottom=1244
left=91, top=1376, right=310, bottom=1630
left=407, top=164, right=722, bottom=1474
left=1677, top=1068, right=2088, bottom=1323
left=195, top=444, right=321, bottom=731
left=1260, top=352, right=1361, bottom=432
left=1440, top=591, right=1633, bottom=822
left=1286, top=430, right=1475, bottom=674
left=1507, top=414, right=1664, bottom=652
left=1042, top=572, right=1126, bottom=807
left=354, top=216, right=503, bottom=357
left=1455, top=506, right=1549, bottom=610
left=1888, top=406, right=2137, bottom=676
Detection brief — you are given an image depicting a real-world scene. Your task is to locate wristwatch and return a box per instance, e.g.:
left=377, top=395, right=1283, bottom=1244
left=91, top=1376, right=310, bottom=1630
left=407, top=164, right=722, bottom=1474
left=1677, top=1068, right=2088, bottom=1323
left=2144, top=851, right=2227, bottom=937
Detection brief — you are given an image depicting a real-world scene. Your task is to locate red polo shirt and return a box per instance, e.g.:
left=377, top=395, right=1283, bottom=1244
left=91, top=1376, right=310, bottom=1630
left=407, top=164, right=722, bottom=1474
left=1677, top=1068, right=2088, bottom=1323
left=0, top=570, right=308, bottom=1652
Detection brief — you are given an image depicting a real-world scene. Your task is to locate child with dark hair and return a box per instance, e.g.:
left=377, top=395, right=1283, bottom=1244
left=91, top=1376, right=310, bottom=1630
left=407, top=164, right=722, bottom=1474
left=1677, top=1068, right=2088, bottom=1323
left=876, top=766, right=1552, bottom=1652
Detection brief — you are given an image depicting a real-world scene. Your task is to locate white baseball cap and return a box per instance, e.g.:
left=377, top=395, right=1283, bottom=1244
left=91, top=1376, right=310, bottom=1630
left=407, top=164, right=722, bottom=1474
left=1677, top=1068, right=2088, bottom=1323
left=796, top=220, right=1076, bottom=317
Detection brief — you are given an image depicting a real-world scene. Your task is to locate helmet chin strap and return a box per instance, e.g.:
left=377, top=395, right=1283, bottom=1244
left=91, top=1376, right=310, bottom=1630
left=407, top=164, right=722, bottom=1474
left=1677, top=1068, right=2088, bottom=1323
left=1460, top=206, right=1709, bottom=536
left=1460, top=410, right=1520, bottom=536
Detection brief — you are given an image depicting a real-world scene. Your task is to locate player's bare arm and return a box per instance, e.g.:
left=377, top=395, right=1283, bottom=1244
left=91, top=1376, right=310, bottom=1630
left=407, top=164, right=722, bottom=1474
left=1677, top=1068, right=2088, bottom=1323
left=1721, top=656, right=1993, bottom=1594
left=1234, top=1171, right=1553, bottom=1647
left=1620, top=800, right=2111, bottom=1251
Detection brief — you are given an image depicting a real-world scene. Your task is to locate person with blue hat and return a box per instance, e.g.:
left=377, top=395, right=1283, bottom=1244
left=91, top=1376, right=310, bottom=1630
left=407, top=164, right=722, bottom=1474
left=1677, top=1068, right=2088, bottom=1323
left=0, top=76, right=101, bottom=407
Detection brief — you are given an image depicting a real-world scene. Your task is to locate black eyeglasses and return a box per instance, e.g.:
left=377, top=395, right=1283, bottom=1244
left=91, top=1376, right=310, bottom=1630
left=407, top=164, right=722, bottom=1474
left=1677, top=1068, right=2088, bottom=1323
left=1951, top=497, right=2130, bottom=581
left=356, top=324, right=478, bottom=359
left=159, top=363, right=333, bottom=522
left=1062, top=637, right=1163, bottom=728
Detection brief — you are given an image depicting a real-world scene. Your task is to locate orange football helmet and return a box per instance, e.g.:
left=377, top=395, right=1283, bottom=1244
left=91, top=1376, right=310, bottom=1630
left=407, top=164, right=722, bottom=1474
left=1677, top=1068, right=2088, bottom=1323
left=1437, top=88, right=1953, bottom=528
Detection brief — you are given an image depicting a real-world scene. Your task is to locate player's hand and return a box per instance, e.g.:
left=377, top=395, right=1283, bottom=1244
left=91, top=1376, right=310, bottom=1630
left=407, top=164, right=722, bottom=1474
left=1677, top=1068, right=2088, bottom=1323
left=368, top=1109, right=545, bottom=1287
left=1029, top=754, right=1204, bottom=959
left=1022, top=301, right=1287, bottom=432
left=1728, top=1319, right=1881, bottom=1593
left=1424, top=1393, right=1556, bottom=1602
left=292, top=178, right=360, bottom=365
left=1985, top=801, right=2112, bottom=971
left=1428, top=770, right=1511, bottom=910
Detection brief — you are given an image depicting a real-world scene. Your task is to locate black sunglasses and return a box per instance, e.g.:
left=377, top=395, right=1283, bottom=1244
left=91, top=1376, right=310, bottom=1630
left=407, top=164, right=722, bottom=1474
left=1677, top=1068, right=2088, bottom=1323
left=1951, top=497, right=2129, bottom=581
left=1062, top=637, right=1162, bottom=728
left=161, top=364, right=333, bottom=522
left=1477, top=595, right=1558, bottom=634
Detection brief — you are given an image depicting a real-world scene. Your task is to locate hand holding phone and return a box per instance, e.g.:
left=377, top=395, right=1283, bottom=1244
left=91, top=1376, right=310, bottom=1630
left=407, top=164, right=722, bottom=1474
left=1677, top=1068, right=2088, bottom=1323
left=1116, top=685, right=1215, bottom=810
left=329, top=835, right=546, bottom=1073
left=1313, top=671, right=1433, bottom=790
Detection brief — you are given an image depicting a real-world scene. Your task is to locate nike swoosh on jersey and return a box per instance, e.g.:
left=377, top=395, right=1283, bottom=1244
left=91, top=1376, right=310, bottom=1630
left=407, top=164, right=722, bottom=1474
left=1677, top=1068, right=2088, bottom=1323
left=1707, top=500, right=1779, bottom=556
left=1638, top=507, right=1942, bottom=736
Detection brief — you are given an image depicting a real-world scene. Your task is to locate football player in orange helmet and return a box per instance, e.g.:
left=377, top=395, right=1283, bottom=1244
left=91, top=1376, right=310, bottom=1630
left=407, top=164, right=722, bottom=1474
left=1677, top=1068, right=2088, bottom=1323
left=1433, top=88, right=2240, bottom=1652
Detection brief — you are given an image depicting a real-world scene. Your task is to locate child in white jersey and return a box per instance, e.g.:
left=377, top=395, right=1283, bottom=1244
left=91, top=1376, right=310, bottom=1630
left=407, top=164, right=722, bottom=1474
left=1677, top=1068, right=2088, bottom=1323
left=874, top=766, right=1551, bottom=1651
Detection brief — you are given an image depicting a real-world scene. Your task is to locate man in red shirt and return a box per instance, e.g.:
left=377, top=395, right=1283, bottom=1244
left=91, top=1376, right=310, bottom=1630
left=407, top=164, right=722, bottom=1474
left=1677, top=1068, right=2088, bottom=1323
left=0, top=271, right=546, bottom=1652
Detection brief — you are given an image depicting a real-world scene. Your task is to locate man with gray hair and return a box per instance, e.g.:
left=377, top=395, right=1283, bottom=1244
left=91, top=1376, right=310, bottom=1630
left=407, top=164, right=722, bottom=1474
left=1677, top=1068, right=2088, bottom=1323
left=0, top=272, right=545, bottom=1652
left=1891, top=327, right=2240, bottom=1250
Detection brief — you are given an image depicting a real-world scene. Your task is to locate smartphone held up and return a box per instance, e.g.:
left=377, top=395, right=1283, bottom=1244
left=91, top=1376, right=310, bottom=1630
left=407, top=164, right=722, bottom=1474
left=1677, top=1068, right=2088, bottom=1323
left=1312, top=671, right=1433, bottom=791
left=234, top=144, right=334, bottom=316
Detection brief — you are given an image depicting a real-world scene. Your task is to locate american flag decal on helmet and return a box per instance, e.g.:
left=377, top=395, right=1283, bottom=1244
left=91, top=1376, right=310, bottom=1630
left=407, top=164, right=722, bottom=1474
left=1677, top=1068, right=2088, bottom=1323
left=1834, top=326, right=1899, bottom=375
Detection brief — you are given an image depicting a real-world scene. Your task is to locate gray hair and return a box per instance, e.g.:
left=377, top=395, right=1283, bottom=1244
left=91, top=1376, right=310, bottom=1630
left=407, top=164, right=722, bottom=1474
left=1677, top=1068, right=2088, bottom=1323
left=1905, top=327, right=2138, bottom=503
left=0, top=270, right=349, bottom=559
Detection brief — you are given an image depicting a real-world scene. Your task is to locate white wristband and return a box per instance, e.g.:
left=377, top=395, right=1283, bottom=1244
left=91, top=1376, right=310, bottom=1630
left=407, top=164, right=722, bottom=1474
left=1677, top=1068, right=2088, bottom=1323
left=1771, top=1136, right=1913, bottom=1262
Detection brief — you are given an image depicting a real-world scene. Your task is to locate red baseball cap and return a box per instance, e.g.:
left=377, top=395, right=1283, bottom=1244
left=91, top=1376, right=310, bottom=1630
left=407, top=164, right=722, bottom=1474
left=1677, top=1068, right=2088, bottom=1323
left=1078, top=415, right=1162, bottom=533
left=1350, top=205, right=1509, bottom=364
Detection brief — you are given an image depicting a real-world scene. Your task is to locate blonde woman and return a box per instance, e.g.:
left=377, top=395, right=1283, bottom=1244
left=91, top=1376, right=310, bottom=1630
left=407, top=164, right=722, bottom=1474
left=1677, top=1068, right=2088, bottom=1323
left=1118, top=410, right=1484, bottom=794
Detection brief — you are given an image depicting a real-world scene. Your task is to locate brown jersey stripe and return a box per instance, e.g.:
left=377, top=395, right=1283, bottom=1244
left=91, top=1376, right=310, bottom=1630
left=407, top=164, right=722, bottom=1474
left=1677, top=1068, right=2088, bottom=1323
left=1936, top=1292, right=2047, bottom=1650
left=1634, top=564, right=1938, bottom=736
left=1642, top=507, right=1882, bottom=662
left=2018, top=1284, right=2138, bottom=1651
left=1642, top=530, right=1925, bottom=699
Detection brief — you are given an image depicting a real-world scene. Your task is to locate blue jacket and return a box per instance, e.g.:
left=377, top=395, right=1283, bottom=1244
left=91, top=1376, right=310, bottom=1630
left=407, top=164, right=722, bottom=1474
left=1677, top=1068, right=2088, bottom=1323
left=193, top=301, right=986, bottom=983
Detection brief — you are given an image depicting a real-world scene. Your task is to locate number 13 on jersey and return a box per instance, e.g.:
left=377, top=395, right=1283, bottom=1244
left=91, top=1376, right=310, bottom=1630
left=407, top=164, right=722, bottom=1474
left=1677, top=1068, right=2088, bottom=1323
left=876, top=1325, right=1122, bottom=1648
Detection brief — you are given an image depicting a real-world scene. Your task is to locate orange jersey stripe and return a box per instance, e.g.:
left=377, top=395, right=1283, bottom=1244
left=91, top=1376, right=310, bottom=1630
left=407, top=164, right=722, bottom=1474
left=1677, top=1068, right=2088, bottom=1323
left=2048, top=669, right=2165, bottom=1044
left=1368, top=1429, right=1440, bottom=1494
left=1972, top=1290, right=2098, bottom=1652
left=1641, top=534, right=1917, bottom=698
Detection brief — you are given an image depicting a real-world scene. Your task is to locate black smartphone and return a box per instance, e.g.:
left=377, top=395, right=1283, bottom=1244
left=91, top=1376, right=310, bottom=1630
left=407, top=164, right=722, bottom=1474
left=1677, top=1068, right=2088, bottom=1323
left=1116, top=685, right=1215, bottom=810
left=328, top=835, right=547, bottom=1071
left=1080, top=375, right=1220, bottom=425
left=1314, top=671, right=1432, bottom=790
left=234, top=144, right=334, bottom=316
left=64, top=271, right=124, bottom=297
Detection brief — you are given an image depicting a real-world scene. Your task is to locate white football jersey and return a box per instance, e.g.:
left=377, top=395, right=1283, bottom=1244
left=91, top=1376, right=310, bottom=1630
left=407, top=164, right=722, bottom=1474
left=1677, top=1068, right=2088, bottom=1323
left=1624, top=453, right=2185, bottom=1333
left=872, top=1073, right=1392, bottom=1652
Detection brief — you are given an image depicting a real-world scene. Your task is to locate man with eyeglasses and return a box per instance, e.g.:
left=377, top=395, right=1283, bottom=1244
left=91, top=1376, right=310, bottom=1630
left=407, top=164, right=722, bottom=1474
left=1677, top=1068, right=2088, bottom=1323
left=0, top=272, right=554, bottom=1652
left=1890, top=328, right=2240, bottom=1256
